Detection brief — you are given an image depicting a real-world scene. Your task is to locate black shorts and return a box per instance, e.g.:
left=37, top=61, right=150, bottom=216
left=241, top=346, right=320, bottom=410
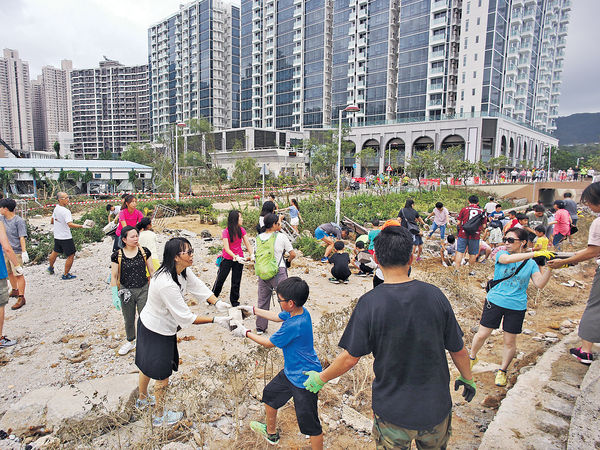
left=480, top=300, right=526, bottom=334
left=53, top=238, right=76, bottom=256
left=262, top=370, right=322, bottom=436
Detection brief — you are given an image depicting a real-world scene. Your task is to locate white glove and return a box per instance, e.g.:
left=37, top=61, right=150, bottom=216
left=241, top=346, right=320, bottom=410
left=214, top=300, right=232, bottom=312
left=231, top=322, right=249, bottom=338
left=234, top=255, right=245, bottom=264
left=14, top=266, right=24, bottom=276
left=250, top=254, right=255, bottom=262
left=21, top=251, right=29, bottom=264
left=237, top=305, right=255, bottom=316
left=212, top=316, right=232, bottom=330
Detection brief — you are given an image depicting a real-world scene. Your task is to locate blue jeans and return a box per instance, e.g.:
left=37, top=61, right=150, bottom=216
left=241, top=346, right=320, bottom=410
left=428, top=223, right=446, bottom=240
left=553, top=233, right=566, bottom=249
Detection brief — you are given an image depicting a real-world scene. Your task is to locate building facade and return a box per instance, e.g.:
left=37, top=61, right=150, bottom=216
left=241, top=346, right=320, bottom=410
left=30, top=60, right=73, bottom=151
left=0, top=49, right=34, bottom=152
left=236, top=0, right=569, bottom=133
left=148, top=0, right=240, bottom=139
left=71, top=59, right=150, bottom=159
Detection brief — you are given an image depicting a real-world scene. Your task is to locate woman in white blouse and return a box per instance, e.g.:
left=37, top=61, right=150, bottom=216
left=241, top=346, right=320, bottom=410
left=136, top=237, right=232, bottom=427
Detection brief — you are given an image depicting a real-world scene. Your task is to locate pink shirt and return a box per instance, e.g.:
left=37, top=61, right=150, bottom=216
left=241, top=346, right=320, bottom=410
left=588, top=217, right=600, bottom=246
left=432, top=207, right=449, bottom=225
left=222, top=226, right=247, bottom=260
left=553, top=209, right=571, bottom=236
left=116, top=208, right=143, bottom=236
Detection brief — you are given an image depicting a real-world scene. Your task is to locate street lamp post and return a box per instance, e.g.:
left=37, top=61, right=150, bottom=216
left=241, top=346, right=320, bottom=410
left=335, top=104, right=360, bottom=226
left=174, top=122, right=186, bottom=201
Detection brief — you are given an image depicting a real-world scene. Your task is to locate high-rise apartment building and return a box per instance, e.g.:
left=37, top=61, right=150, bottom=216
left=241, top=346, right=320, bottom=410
left=71, top=59, right=150, bottom=159
left=30, top=60, right=73, bottom=151
left=148, top=0, right=240, bottom=139
left=0, top=49, right=34, bottom=152
left=237, top=0, right=569, bottom=133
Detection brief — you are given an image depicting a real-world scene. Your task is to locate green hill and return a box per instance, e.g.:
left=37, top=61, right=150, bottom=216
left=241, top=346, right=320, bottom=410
left=554, top=112, right=600, bottom=145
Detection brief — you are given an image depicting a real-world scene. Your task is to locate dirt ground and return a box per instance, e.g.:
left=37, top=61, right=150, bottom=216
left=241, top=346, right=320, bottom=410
left=0, top=212, right=595, bottom=449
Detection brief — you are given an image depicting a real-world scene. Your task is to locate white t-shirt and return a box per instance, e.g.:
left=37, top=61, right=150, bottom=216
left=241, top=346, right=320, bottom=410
left=138, top=229, right=159, bottom=260
left=257, top=231, right=293, bottom=268
left=140, top=269, right=213, bottom=336
left=588, top=217, right=600, bottom=247
left=484, top=201, right=497, bottom=214
left=52, top=205, right=73, bottom=240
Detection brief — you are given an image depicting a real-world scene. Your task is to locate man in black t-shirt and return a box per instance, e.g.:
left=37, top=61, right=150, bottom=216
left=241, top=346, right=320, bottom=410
left=328, top=241, right=351, bottom=283
left=303, top=221, right=476, bottom=449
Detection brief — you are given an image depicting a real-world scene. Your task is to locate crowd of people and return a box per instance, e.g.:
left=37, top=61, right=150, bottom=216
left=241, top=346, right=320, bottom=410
left=0, top=182, right=598, bottom=449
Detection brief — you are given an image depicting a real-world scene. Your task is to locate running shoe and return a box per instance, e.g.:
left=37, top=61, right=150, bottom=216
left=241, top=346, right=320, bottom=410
left=570, top=347, right=594, bottom=365
left=495, top=369, right=508, bottom=387
left=343, top=279, right=349, bottom=284
left=0, top=336, right=17, bottom=347
left=135, top=394, right=156, bottom=410
left=118, top=340, right=136, bottom=355
left=320, top=257, right=328, bottom=263
left=250, top=421, right=280, bottom=445
left=357, top=272, right=367, bottom=277
left=152, top=410, right=183, bottom=427
left=256, top=330, right=265, bottom=335
left=328, top=278, right=340, bottom=284
left=469, top=356, right=478, bottom=369
left=416, top=257, right=422, bottom=262
left=61, top=273, right=77, bottom=280
left=46, top=266, right=55, bottom=275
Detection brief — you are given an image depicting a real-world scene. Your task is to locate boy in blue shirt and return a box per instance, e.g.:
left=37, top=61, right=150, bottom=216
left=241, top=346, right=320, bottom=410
left=233, top=277, right=323, bottom=449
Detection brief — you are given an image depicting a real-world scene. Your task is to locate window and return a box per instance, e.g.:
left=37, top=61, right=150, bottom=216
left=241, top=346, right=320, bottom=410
left=461, top=90, right=464, bottom=100
left=475, top=36, right=479, bottom=43
left=466, top=2, right=470, bottom=13
left=478, top=0, right=482, bottom=6
left=465, top=20, right=469, bottom=32
left=472, top=88, right=476, bottom=95
left=477, top=17, right=481, bottom=25
left=462, top=72, right=466, bottom=83
left=460, top=107, right=464, bottom=114
left=471, top=106, right=475, bottom=113
left=473, top=71, right=477, bottom=78
left=463, top=55, right=467, bottom=66
left=474, top=53, right=478, bottom=61
left=464, top=38, right=468, bottom=49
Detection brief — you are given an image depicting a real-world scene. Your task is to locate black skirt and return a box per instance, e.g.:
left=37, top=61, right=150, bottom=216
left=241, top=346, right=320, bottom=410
left=135, top=318, right=179, bottom=380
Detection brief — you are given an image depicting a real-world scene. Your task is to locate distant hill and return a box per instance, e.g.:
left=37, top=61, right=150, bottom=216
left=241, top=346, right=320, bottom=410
left=554, top=112, right=600, bottom=145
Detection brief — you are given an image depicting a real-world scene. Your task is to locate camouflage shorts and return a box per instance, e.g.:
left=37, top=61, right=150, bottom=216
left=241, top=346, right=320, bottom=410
left=372, top=412, right=452, bottom=450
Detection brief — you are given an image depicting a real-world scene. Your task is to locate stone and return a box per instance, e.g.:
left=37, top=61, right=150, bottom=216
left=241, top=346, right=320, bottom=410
left=161, top=443, right=195, bottom=450
left=535, top=410, right=569, bottom=435
left=212, top=416, right=234, bottom=435
left=472, top=361, right=501, bottom=374
left=560, top=319, right=574, bottom=328
left=200, top=230, right=212, bottom=238
left=546, top=381, right=580, bottom=401
left=560, top=328, right=571, bottom=335
left=541, top=395, right=574, bottom=418
left=481, top=395, right=502, bottom=408
left=544, top=332, right=558, bottom=338
left=31, top=435, right=61, bottom=449
left=522, top=328, right=533, bottom=335
left=491, top=329, right=502, bottom=336
left=527, top=310, right=536, bottom=316
left=470, top=325, right=479, bottom=333
left=568, top=360, right=600, bottom=449
left=179, top=229, right=197, bottom=238
left=341, top=405, right=372, bottom=434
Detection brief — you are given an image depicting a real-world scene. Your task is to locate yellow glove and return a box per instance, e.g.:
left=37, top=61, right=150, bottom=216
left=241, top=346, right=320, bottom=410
left=533, top=250, right=555, bottom=260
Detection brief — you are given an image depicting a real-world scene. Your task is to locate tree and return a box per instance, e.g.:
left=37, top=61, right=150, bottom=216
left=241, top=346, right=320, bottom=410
left=99, top=149, right=113, bottom=160
left=53, top=141, right=60, bottom=159
left=487, top=155, right=509, bottom=181
left=406, top=148, right=436, bottom=186
left=231, top=157, right=261, bottom=188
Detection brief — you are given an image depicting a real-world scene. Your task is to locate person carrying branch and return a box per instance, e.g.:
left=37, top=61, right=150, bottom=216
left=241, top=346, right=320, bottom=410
left=302, top=221, right=475, bottom=449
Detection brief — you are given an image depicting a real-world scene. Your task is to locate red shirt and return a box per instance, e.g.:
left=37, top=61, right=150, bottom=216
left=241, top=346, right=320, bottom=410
left=457, top=204, right=486, bottom=239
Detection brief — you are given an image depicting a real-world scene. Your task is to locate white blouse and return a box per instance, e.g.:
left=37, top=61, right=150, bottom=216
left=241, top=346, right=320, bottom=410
left=140, top=269, right=213, bottom=336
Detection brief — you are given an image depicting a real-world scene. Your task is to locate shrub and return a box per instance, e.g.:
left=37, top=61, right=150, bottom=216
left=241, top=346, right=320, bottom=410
left=294, top=235, right=325, bottom=260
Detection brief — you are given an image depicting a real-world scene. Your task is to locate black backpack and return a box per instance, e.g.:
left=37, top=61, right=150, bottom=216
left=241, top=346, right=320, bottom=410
left=462, top=211, right=485, bottom=237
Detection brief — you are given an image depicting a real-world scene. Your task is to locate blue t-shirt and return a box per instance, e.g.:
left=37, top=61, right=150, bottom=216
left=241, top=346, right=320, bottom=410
left=0, top=244, right=7, bottom=279
left=368, top=229, right=381, bottom=251
left=269, top=308, right=322, bottom=388
left=489, top=210, right=504, bottom=220
left=487, top=250, right=539, bottom=310
left=289, top=206, right=299, bottom=219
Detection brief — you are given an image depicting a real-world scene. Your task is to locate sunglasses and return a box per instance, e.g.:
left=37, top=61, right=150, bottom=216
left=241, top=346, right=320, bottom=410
left=502, top=237, right=521, bottom=243
left=179, top=249, right=194, bottom=255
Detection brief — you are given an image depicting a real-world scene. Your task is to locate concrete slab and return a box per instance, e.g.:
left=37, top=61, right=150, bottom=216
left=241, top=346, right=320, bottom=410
left=568, top=360, right=600, bottom=449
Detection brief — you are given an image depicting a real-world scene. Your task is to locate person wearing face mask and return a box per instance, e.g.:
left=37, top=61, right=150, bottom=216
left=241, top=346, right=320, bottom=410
left=469, top=227, right=552, bottom=387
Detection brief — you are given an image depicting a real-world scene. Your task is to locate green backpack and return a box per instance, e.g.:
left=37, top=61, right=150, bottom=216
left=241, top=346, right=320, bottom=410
left=255, top=232, right=280, bottom=281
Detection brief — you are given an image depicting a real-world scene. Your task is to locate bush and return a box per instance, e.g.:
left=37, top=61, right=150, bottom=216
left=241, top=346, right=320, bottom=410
left=294, top=235, right=325, bottom=261
left=218, top=203, right=261, bottom=236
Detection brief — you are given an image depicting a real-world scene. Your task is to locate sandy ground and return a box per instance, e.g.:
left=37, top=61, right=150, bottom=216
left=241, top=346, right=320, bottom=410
left=0, top=213, right=595, bottom=448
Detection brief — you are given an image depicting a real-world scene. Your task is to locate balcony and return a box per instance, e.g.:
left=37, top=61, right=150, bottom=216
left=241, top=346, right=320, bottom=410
left=431, top=32, right=446, bottom=44
left=431, top=16, right=446, bottom=28
left=428, top=98, right=443, bottom=106
left=431, top=0, right=447, bottom=13
left=429, top=82, right=444, bottom=91
left=430, top=48, right=445, bottom=60
left=430, top=66, right=444, bottom=75
left=557, top=37, right=566, bottom=48
left=357, top=22, right=367, bottom=33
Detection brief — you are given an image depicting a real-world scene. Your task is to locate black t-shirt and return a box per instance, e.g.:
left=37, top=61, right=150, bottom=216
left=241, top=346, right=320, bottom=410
left=328, top=252, right=351, bottom=278
left=398, top=208, right=420, bottom=228
left=338, top=280, right=464, bottom=430
left=111, top=247, right=151, bottom=289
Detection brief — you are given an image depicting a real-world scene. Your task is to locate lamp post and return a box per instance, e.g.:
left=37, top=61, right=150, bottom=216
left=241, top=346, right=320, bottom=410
left=174, top=122, right=186, bottom=201
left=336, top=104, right=360, bottom=226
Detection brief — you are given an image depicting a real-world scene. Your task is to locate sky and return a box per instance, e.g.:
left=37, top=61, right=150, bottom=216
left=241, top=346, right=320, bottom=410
left=0, top=0, right=597, bottom=117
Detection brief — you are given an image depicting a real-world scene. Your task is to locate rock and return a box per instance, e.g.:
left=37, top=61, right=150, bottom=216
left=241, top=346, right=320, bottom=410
left=304, top=268, right=309, bottom=274
left=522, top=329, right=533, bottom=335
left=561, top=281, right=575, bottom=287
left=560, top=328, right=571, bottom=335
left=491, top=329, right=501, bottom=336
left=546, top=381, right=580, bottom=401
left=535, top=410, right=569, bottom=435
left=470, top=325, right=479, bottom=333
left=472, top=361, right=501, bottom=374
left=200, top=230, right=212, bottom=238
left=541, top=395, right=574, bottom=419
left=548, top=322, right=561, bottom=330
left=341, top=405, right=372, bottom=434
left=212, top=416, right=234, bottom=435
left=179, top=229, right=197, bottom=238
left=532, top=336, right=544, bottom=341
left=568, top=360, right=600, bottom=448
left=544, top=332, right=558, bottom=338
left=481, top=395, right=502, bottom=408
left=161, top=443, right=195, bottom=450
left=31, top=435, right=60, bottom=449
left=237, top=405, right=248, bottom=420
left=560, top=319, right=574, bottom=328
left=545, top=337, right=559, bottom=343
left=528, top=310, right=536, bottom=316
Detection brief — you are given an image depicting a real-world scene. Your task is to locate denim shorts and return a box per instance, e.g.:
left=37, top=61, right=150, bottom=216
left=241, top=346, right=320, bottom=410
left=456, top=237, right=479, bottom=255
left=413, top=234, right=423, bottom=246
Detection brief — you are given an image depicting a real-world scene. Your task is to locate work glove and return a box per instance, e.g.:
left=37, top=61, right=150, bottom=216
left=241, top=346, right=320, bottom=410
left=234, top=255, right=245, bottom=264
left=231, top=323, right=249, bottom=338
left=21, top=251, right=29, bottom=264
left=111, top=286, right=121, bottom=311
left=14, top=265, right=24, bottom=276
left=237, top=305, right=255, bottom=317
left=211, top=300, right=232, bottom=312
left=454, top=376, right=476, bottom=402
left=212, top=316, right=232, bottom=330
left=303, top=371, right=326, bottom=394
left=533, top=250, right=556, bottom=266
left=250, top=254, right=255, bottom=262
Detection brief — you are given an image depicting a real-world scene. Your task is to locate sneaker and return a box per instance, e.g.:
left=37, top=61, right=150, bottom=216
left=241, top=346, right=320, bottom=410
left=468, top=271, right=476, bottom=276
left=46, top=266, right=55, bottom=275
left=250, top=421, right=280, bottom=445
left=256, top=330, right=265, bottom=335
left=495, top=369, right=508, bottom=387
left=442, top=261, right=448, bottom=267
left=118, top=340, right=136, bottom=355
left=343, top=279, right=349, bottom=284
left=570, top=347, right=594, bottom=365
left=61, top=273, right=77, bottom=280
left=0, top=336, right=17, bottom=347
left=328, top=278, right=340, bottom=284
left=135, top=394, right=156, bottom=410
left=320, top=257, right=329, bottom=263
left=357, top=271, right=367, bottom=277
left=469, top=356, right=478, bottom=369
left=416, top=257, right=422, bottom=262
left=152, top=410, right=183, bottom=427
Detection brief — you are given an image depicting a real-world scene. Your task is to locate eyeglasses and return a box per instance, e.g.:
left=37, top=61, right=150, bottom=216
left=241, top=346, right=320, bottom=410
left=179, top=249, right=194, bottom=255
left=502, top=237, right=521, bottom=243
